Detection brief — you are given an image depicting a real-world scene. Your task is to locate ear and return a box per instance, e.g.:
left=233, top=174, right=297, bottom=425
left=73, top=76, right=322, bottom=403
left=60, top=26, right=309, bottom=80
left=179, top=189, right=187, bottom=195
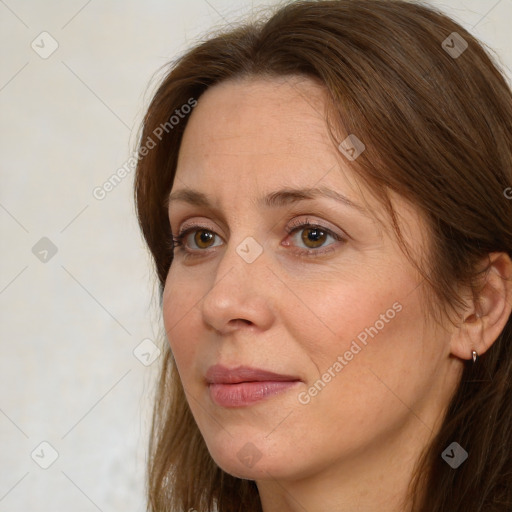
left=450, top=252, right=512, bottom=361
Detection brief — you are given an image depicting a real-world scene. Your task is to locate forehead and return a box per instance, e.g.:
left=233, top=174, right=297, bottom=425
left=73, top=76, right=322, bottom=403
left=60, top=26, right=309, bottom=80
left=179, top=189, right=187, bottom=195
left=169, top=77, right=431, bottom=253
left=173, top=76, right=362, bottom=205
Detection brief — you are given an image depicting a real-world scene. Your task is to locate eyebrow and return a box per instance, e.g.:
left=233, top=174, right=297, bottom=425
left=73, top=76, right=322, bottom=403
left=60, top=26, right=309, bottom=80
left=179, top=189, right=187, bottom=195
left=167, top=186, right=366, bottom=213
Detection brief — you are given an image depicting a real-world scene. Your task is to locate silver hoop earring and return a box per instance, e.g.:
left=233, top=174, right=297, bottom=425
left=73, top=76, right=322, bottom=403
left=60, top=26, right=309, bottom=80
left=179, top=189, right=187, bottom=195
left=472, top=350, right=478, bottom=364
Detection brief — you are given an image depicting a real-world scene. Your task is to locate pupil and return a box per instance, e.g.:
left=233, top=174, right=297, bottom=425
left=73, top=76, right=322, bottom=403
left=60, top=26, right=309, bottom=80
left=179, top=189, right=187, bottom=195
left=309, top=228, right=322, bottom=241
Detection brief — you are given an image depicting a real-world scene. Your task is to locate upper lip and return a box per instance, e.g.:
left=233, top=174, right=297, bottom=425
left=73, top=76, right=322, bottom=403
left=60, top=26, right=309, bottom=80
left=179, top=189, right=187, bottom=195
left=205, top=364, right=301, bottom=384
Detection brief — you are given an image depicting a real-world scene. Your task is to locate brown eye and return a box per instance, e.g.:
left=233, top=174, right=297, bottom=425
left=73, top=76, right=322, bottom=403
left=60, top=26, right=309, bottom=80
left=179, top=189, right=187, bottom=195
left=301, top=227, right=328, bottom=248
left=193, top=230, right=215, bottom=249
left=285, top=220, right=346, bottom=256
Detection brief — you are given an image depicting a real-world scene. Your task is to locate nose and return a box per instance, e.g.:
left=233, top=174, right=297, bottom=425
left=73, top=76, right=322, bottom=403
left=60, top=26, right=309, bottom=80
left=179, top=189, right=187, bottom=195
left=199, top=238, right=275, bottom=335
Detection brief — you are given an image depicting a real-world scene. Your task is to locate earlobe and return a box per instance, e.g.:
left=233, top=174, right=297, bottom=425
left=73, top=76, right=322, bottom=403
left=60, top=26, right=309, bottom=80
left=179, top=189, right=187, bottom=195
left=450, top=252, right=512, bottom=361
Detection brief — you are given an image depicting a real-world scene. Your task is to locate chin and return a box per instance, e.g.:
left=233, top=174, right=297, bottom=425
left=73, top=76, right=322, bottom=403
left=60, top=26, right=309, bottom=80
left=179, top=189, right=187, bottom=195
left=204, top=435, right=287, bottom=480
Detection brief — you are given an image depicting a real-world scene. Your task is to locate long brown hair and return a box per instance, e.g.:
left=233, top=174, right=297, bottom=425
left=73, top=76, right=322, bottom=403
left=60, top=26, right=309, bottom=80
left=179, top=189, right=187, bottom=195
left=134, top=1, right=512, bottom=510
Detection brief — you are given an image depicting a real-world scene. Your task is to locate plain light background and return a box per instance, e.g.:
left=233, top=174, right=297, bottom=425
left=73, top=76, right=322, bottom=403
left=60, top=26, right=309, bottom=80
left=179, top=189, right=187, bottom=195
left=0, top=0, right=511, bottom=510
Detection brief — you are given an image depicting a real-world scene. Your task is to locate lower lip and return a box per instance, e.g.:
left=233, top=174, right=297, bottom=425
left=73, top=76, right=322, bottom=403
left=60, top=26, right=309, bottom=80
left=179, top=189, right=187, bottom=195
left=208, top=380, right=300, bottom=407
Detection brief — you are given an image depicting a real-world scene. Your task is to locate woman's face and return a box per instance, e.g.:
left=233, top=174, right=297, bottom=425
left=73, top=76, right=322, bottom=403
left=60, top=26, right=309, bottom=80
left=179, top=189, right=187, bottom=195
left=163, top=76, right=461, bottom=484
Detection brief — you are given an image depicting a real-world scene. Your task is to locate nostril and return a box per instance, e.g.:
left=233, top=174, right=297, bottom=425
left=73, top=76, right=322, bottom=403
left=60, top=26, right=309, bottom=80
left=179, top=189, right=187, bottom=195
left=232, top=318, right=252, bottom=327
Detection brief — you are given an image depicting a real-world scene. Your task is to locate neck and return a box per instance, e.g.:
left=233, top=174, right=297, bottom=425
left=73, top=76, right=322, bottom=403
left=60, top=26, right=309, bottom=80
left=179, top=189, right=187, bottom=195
left=256, top=415, right=433, bottom=512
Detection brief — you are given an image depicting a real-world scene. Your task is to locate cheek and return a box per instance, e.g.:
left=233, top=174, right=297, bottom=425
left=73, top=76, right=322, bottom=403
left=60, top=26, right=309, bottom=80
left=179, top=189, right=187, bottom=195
left=283, top=273, right=408, bottom=366
left=291, top=271, right=434, bottom=405
left=330, top=297, right=434, bottom=413
left=162, top=270, right=203, bottom=375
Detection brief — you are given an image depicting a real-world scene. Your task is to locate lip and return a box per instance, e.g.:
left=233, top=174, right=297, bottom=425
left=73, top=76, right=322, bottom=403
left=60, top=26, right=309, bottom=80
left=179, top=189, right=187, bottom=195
left=206, top=365, right=301, bottom=408
left=206, top=364, right=300, bottom=384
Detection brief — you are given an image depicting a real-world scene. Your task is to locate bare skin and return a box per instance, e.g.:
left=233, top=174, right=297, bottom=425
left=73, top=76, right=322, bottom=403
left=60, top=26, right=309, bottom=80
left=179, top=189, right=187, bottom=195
left=162, top=75, right=512, bottom=511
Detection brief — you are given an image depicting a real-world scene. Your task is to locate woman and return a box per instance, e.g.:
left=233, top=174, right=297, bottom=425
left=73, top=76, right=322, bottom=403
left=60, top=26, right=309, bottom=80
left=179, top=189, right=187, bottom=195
left=134, top=1, right=512, bottom=510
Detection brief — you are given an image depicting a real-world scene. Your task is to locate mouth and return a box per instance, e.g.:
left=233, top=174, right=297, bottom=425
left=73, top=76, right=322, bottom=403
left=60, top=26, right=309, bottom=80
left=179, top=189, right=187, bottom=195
left=205, top=364, right=302, bottom=408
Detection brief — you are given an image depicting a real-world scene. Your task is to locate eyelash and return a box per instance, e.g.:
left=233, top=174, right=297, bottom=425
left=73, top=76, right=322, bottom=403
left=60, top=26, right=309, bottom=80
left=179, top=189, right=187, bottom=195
left=170, top=218, right=346, bottom=260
